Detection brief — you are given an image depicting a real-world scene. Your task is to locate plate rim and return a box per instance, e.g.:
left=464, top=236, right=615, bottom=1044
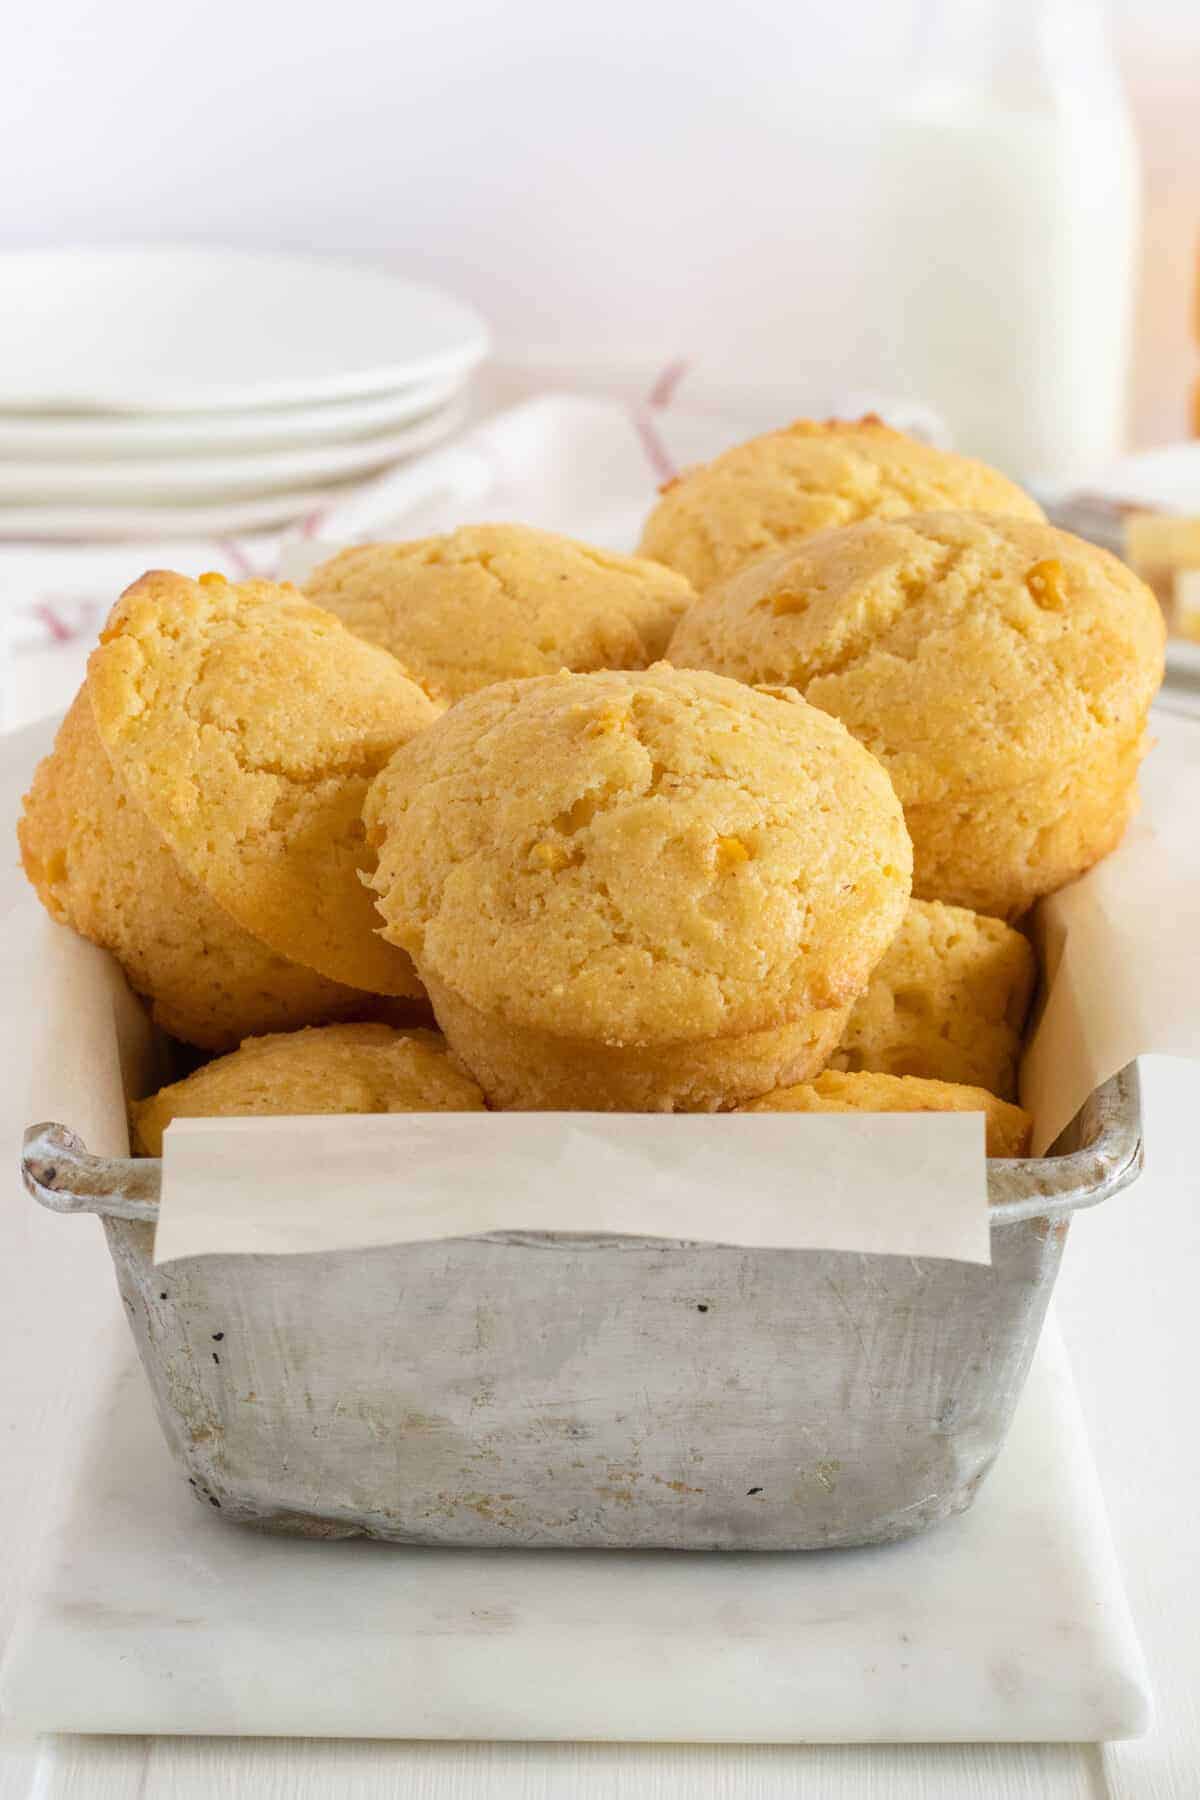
left=0, top=367, right=468, bottom=456
left=0, top=398, right=468, bottom=503
left=0, top=246, right=490, bottom=414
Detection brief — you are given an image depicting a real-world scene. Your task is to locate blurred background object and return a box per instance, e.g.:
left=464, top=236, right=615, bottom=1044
left=0, top=0, right=1194, bottom=443
left=1041, top=442, right=1200, bottom=708
left=1, top=0, right=1199, bottom=711
left=0, top=248, right=486, bottom=539
left=871, top=0, right=1140, bottom=485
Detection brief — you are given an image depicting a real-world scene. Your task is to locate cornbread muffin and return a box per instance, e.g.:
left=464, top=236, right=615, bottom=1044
left=669, top=512, right=1166, bottom=917
left=638, top=416, right=1043, bottom=590
left=132, top=1023, right=485, bottom=1156
left=19, top=692, right=384, bottom=1049
left=830, top=899, right=1035, bottom=1099
left=365, top=665, right=912, bottom=1112
left=741, top=1070, right=1032, bottom=1158
left=305, top=524, right=696, bottom=705
left=86, top=569, right=438, bottom=997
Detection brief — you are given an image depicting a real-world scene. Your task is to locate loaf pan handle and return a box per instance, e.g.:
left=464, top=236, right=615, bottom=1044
left=22, top=1122, right=160, bottom=1223
left=23, top=1065, right=1144, bottom=1235
left=986, top=1064, right=1143, bottom=1226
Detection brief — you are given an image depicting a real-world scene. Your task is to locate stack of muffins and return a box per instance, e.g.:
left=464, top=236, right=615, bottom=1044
left=19, top=418, right=1165, bottom=1162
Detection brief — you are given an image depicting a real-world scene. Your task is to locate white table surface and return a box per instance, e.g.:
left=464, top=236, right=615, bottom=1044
left=2, top=373, right=1199, bottom=1796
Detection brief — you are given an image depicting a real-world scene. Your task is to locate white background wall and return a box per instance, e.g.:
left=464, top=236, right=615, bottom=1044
left=3, top=0, right=1197, bottom=443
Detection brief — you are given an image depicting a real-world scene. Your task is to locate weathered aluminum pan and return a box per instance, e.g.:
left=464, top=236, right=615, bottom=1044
left=22, top=1064, right=1141, bottom=1551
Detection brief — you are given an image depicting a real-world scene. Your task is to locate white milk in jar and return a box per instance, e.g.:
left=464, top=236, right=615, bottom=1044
left=873, top=0, right=1140, bottom=486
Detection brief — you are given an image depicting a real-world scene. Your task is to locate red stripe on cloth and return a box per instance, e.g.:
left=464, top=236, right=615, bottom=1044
left=217, top=537, right=257, bottom=578
left=645, top=359, right=689, bottom=410
left=630, top=404, right=677, bottom=486
left=32, top=600, right=78, bottom=643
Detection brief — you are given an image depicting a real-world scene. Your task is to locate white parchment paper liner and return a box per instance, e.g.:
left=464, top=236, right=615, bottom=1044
left=1021, top=710, right=1200, bottom=1153
left=152, top=1108, right=990, bottom=1264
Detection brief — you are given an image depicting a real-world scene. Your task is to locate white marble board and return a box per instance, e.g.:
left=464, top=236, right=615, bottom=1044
left=0, top=1314, right=1149, bottom=1744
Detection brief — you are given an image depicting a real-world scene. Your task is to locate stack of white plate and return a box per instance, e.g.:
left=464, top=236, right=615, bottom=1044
left=0, top=249, right=489, bottom=541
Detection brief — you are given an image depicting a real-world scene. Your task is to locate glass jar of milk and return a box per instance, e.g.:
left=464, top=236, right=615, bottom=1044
left=874, top=0, right=1140, bottom=487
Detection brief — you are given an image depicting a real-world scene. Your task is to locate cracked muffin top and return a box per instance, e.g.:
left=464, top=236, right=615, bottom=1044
left=364, top=664, right=912, bottom=1045
left=86, top=569, right=438, bottom=996
left=637, top=416, right=1044, bottom=590
left=668, top=511, right=1166, bottom=804
left=131, top=1023, right=486, bottom=1156
left=304, top=524, right=696, bottom=705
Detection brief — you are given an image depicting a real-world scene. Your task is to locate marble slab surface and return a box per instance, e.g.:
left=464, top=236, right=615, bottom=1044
left=0, top=1314, right=1149, bottom=1744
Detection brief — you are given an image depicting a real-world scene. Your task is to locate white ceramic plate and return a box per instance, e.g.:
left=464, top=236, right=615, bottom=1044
left=0, top=368, right=467, bottom=459
left=0, top=484, right=367, bottom=543
left=0, top=249, right=489, bottom=413
left=0, top=398, right=467, bottom=506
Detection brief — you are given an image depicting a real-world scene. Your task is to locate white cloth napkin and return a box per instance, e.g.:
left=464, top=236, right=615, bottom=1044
left=0, top=381, right=945, bottom=731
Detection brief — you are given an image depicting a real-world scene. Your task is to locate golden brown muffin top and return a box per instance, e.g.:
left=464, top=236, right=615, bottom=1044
left=305, top=524, right=695, bottom=705
left=832, top=898, right=1035, bottom=1099
left=86, top=570, right=438, bottom=997
left=741, top=1068, right=1032, bottom=1158
left=669, top=512, right=1165, bottom=804
left=132, top=1023, right=485, bottom=1156
left=17, top=689, right=373, bottom=1050
left=638, top=416, right=1044, bottom=590
left=365, top=664, right=912, bottom=1047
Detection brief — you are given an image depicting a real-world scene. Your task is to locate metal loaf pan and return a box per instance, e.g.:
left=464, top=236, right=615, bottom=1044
left=22, top=1065, right=1141, bottom=1551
